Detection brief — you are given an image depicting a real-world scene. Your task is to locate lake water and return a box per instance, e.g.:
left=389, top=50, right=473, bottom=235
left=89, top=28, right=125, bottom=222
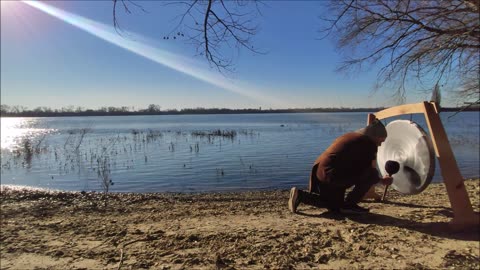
left=1, top=112, right=479, bottom=193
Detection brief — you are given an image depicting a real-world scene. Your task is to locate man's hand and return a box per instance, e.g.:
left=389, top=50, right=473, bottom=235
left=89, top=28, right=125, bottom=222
left=381, top=176, right=393, bottom=186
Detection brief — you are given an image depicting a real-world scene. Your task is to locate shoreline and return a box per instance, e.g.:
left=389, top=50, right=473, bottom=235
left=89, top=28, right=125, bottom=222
left=1, top=180, right=479, bottom=269
left=1, top=178, right=478, bottom=195
left=1, top=107, right=478, bottom=118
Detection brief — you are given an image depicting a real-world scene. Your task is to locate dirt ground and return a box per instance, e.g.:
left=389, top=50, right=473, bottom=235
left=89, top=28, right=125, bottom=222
left=1, top=180, right=479, bottom=270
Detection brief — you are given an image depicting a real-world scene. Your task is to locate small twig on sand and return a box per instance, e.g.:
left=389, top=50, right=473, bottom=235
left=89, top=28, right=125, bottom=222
left=117, top=248, right=125, bottom=270
left=116, top=235, right=159, bottom=270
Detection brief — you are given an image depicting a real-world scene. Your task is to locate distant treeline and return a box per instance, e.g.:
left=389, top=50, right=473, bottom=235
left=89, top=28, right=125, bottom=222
left=0, top=104, right=477, bottom=117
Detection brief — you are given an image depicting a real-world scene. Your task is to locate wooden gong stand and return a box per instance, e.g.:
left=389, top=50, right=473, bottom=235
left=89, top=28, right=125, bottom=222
left=363, top=101, right=479, bottom=230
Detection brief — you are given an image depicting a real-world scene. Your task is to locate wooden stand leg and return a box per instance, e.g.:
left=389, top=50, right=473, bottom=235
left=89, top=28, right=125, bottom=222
left=365, top=101, right=478, bottom=230
left=423, top=102, right=479, bottom=230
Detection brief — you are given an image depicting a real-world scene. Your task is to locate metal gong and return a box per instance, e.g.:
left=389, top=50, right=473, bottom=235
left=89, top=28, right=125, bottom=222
left=377, top=120, right=435, bottom=195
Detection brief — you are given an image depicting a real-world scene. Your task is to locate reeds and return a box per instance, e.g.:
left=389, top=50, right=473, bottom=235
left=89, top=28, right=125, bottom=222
left=1, top=127, right=263, bottom=192
left=191, top=129, right=237, bottom=139
left=97, top=156, right=113, bottom=208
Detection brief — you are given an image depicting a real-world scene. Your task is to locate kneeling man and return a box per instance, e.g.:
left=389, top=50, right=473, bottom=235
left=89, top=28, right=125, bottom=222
left=289, top=119, right=393, bottom=214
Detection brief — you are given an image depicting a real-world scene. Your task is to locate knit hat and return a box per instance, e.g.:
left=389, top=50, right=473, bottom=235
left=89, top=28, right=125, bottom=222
left=356, top=119, right=387, bottom=138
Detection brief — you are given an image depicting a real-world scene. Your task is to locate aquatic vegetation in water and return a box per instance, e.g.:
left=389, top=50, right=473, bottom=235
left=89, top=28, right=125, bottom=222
left=97, top=155, right=114, bottom=208
left=0, top=127, right=264, bottom=191
left=448, top=134, right=480, bottom=147
left=191, top=129, right=237, bottom=139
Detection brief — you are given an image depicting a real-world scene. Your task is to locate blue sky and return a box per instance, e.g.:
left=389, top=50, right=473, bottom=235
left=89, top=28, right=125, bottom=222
left=1, top=1, right=438, bottom=110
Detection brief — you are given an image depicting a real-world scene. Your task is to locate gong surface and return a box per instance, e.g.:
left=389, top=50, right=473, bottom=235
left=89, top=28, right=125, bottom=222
left=377, top=120, right=435, bottom=194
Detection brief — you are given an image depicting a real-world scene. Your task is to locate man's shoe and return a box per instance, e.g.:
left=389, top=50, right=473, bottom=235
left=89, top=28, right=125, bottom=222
left=288, top=187, right=300, bottom=213
left=341, top=204, right=369, bottom=215
left=326, top=207, right=342, bottom=214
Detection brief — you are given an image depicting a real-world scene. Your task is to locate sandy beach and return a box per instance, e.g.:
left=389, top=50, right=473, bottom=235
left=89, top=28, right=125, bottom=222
left=1, top=180, right=479, bottom=270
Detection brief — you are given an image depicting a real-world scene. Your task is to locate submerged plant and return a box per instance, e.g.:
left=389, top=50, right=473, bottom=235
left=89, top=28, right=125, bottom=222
left=97, top=156, right=114, bottom=208
left=20, top=138, right=34, bottom=167
left=191, top=129, right=238, bottom=140
left=74, top=128, right=91, bottom=152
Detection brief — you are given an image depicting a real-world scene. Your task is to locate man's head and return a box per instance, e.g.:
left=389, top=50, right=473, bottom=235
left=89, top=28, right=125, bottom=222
left=356, top=119, right=387, bottom=146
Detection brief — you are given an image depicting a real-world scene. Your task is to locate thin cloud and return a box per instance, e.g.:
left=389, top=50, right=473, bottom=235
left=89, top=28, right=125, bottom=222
left=22, top=0, right=290, bottom=108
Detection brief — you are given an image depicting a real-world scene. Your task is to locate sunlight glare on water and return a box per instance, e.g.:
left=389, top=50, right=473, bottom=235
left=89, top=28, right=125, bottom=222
left=0, top=118, right=50, bottom=151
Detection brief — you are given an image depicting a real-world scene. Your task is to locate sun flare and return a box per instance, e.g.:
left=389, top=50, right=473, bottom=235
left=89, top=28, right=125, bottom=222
left=20, top=0, right=290, bottom=108
left=1, top=0, right=10, bottom=7
left=1, top=0, right=18, bottom=11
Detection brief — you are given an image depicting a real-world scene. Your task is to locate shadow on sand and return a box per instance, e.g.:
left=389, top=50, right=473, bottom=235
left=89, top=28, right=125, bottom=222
left=346, top=211, right=480, bottom=241
left=297, top=209, right=479, bottom=241
left=368, top=200, right=452, bottom=210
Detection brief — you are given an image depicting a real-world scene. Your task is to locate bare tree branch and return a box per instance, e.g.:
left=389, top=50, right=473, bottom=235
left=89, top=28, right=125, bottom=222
left=321, top=0, right=480, bottom=103
left=113, top=0, right=264, bottom=73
